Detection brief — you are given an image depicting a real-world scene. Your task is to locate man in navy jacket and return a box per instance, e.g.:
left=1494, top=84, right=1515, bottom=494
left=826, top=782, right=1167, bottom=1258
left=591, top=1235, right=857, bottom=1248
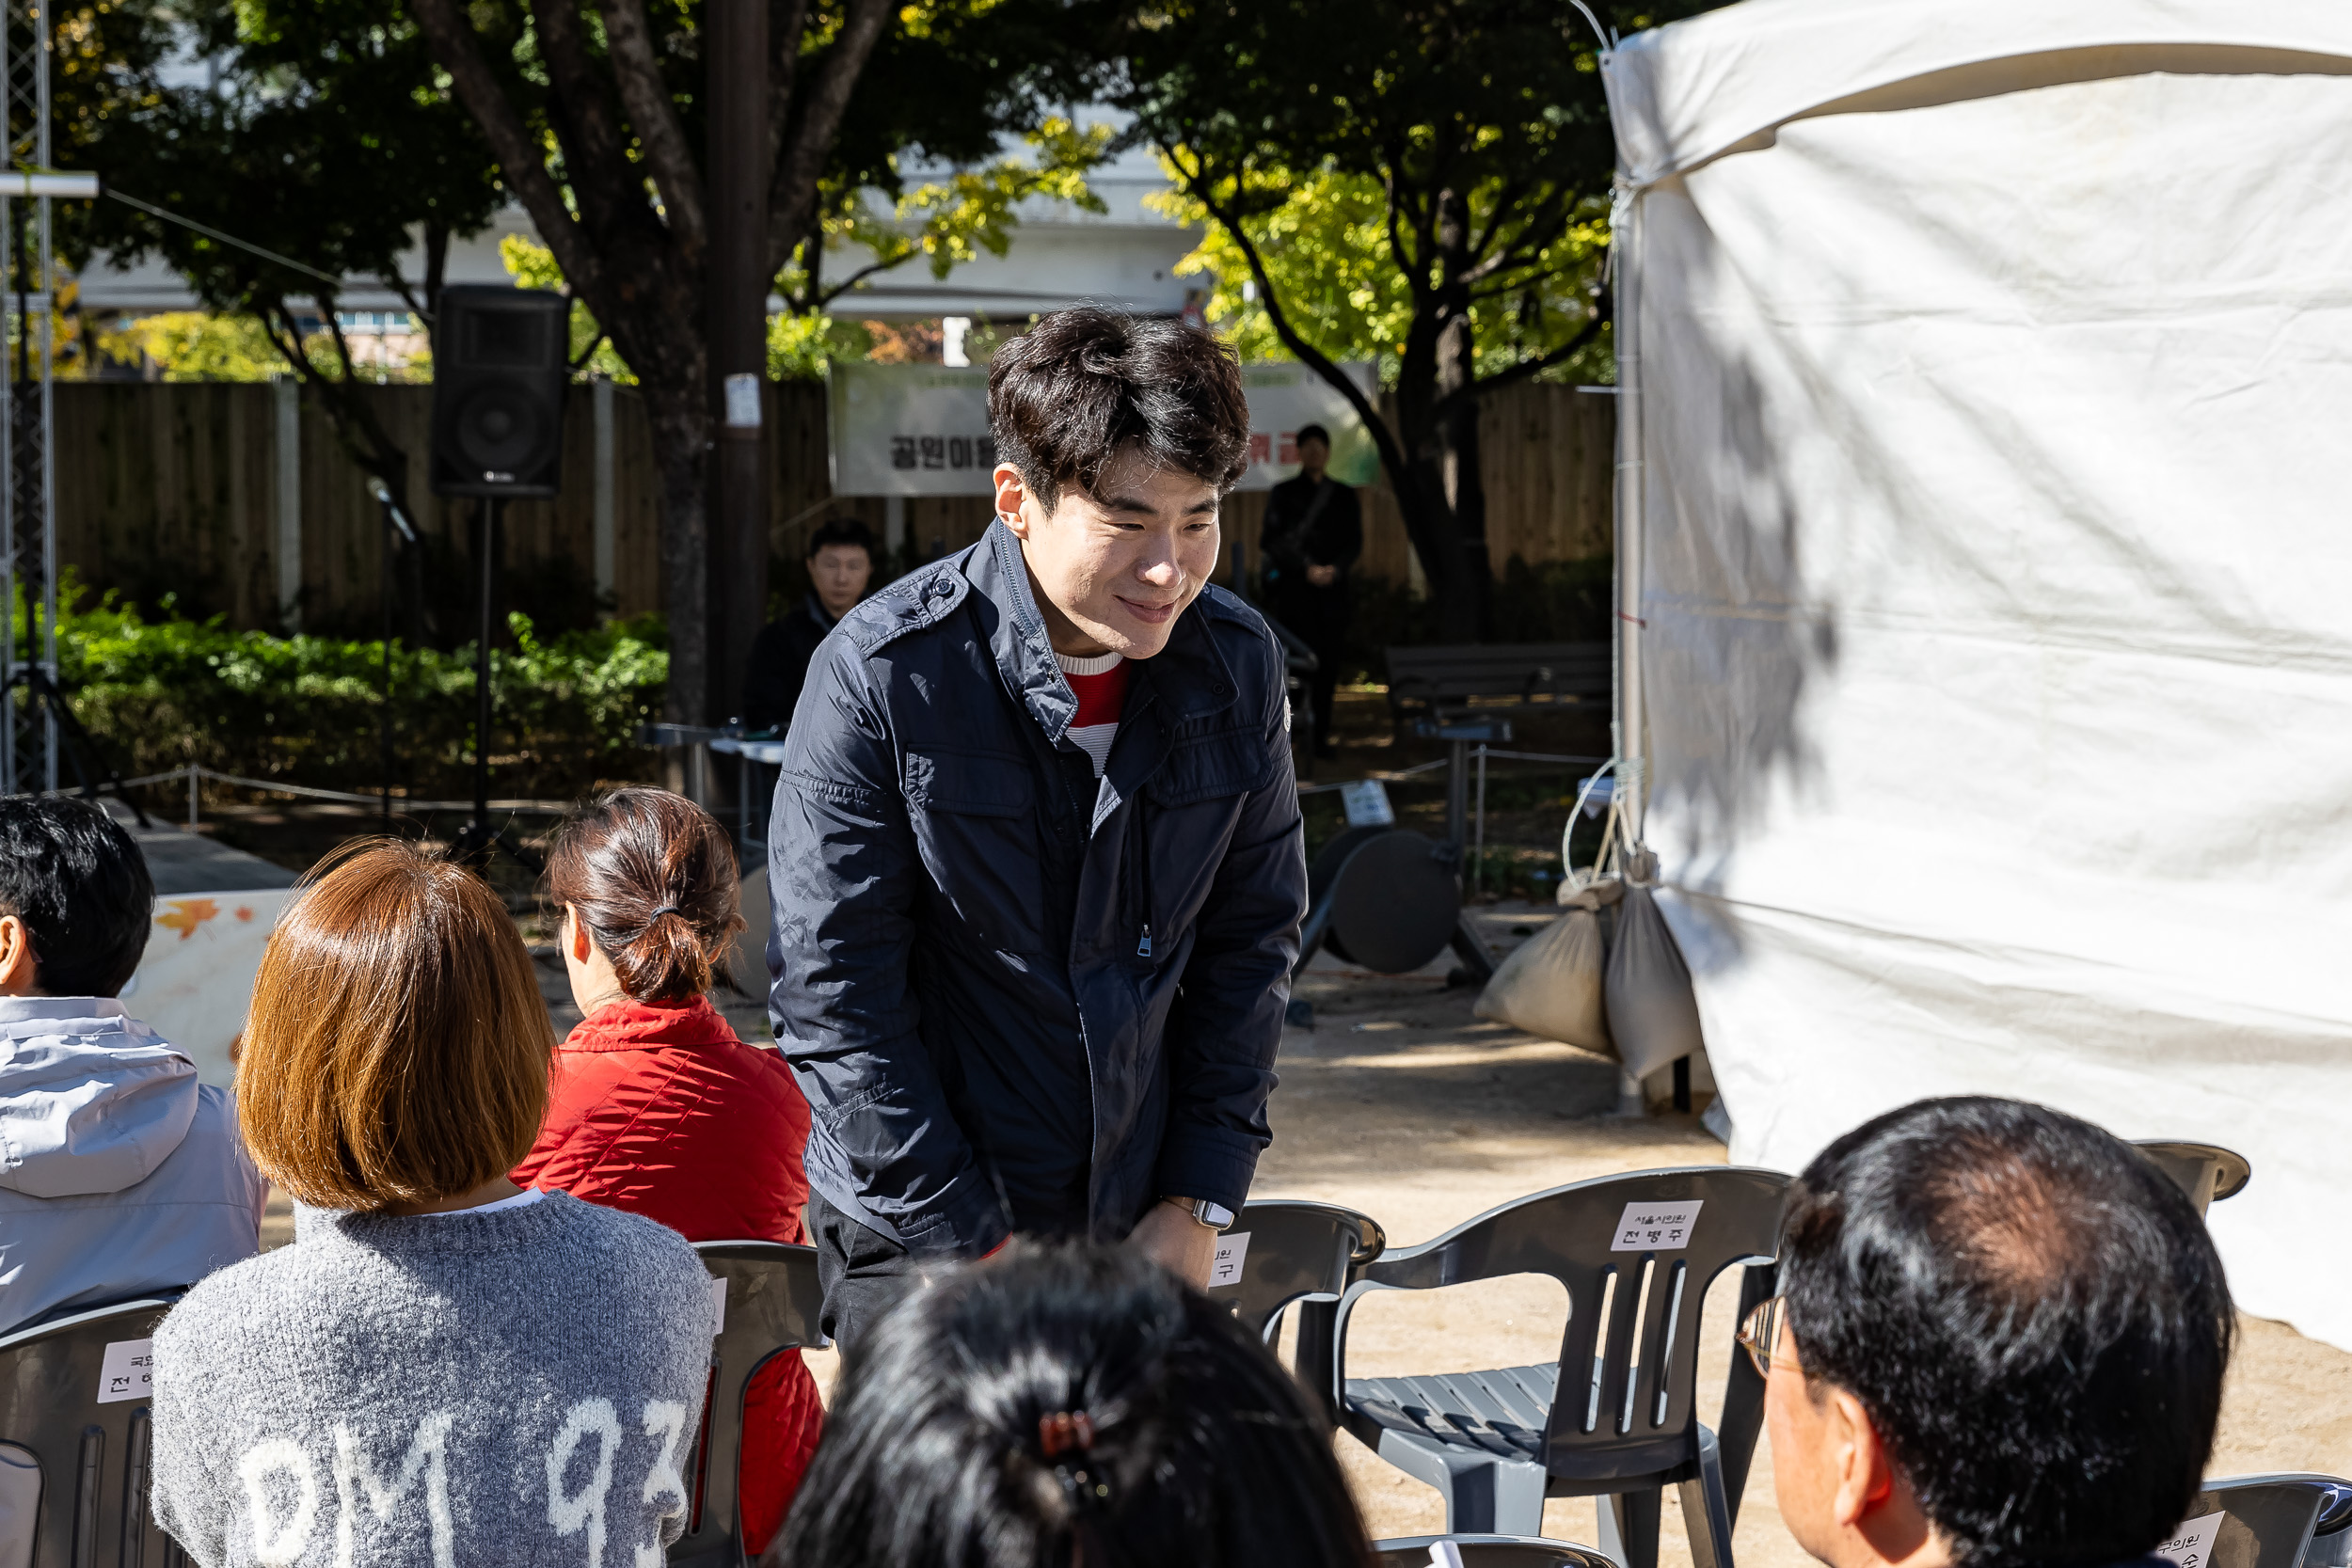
left=767, top=308, right=1307, bottom=1345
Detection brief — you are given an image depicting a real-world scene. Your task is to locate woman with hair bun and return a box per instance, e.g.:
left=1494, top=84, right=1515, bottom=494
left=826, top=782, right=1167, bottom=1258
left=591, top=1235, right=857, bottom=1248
left=514, top=786, right=818, bottom=1557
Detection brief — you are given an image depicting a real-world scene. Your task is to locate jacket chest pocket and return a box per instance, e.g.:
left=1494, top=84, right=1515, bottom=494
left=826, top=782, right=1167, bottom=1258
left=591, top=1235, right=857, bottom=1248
left=904, top=749, right=1047, bottom=953
left=1137, top=729, right=1267, bottom=942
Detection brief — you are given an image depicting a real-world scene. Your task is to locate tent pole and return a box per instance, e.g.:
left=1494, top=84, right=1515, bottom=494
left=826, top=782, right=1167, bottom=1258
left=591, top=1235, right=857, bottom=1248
left=1613, top=178, right=1646, bottom=848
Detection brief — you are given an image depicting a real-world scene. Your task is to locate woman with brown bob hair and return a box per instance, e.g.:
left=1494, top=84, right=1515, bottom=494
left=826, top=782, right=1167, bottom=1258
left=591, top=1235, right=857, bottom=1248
left=512, top=787, right=818, bottom=1557
left=147, top=840, right=715, bottom=1568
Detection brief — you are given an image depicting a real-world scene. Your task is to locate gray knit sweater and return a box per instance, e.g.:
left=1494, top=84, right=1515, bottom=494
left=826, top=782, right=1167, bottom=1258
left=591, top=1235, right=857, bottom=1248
left=150, top=1190, right=715, bottom=1568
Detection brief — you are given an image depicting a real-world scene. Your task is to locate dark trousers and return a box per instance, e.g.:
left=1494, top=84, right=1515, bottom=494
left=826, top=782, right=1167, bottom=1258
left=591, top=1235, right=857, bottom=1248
left=1270, top=584, right=1349, bottom=755
left=1308, top=649, right=1343, bottom=754
left=807, top=1189, right=927, bottom=1361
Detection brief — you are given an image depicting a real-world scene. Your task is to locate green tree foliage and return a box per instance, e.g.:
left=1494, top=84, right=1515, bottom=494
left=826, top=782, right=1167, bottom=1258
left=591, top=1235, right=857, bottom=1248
left=1100, top=0, right=1723, bottom=640
left=500, top=115, right=1113, bottom=385
left=62, top=0, right=501, bottom=515
left=396, top=0, right=1115, bottom=720
left=1151, top=162, right=1612, bottom=386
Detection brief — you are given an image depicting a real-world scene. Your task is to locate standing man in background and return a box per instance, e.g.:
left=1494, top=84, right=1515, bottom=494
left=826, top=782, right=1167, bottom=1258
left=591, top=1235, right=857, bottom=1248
left=767, top=308, right=1307, bottom=1351
left=740, top=516, right=879, bottom=733
left=1260, top=423, right=1361, bottom=759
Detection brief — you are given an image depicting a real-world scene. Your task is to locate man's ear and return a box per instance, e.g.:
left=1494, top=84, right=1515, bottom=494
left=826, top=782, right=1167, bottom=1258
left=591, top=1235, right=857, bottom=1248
left=1830, top=1384, right=1936, bottom=1563
left=1828, top=1385, right=1897, bottom=1527
left=0, top=913, right=40, bottom=997
left=993, top=464, right=1035, bottom=539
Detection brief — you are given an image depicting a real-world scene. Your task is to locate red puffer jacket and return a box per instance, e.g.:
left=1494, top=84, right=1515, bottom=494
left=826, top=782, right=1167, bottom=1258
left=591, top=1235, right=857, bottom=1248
left=512, top=995, right=818, bottom=1556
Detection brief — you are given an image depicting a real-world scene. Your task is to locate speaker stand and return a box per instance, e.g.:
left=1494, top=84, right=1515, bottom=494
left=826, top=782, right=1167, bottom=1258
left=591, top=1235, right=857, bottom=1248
left=451, top=496, right=543, bottom=876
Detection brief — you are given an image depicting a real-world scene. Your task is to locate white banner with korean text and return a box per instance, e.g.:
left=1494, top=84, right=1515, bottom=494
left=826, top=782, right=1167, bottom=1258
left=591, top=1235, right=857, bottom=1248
left=826, top=359, right=1380, bottom=497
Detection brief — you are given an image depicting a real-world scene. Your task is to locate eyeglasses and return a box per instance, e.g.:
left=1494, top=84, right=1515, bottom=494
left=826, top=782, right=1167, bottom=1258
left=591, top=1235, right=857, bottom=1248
left=1736, top=1294, right=1795, bottom=1379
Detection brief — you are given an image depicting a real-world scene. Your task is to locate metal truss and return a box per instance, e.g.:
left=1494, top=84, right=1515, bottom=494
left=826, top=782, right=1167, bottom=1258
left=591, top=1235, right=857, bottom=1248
left=0, top=0, right=54, bottom=796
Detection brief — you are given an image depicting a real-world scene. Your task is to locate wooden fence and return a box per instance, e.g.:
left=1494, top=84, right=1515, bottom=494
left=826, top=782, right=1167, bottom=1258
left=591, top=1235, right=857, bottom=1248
left=53, top=377, right=1614, bottom=633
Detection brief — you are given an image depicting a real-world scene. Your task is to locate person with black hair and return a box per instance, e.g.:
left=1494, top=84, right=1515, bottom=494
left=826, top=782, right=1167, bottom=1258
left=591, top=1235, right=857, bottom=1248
left=1260, top=422, right=1361, bottom=759
left=1749, top=1096, right=2233, bottom=1568
left=0, top=797, right=265, bottom=1335
left=742, top=515, right=881, bottom=733
left=768, top=307, right=1307, bottom=1349
left=774, top=1241, right=1375, bottom=1568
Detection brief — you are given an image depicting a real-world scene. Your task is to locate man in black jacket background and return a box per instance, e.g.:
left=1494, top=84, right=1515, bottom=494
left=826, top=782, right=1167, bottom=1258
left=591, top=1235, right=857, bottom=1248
left=1260, top=423, right=1361, bottom=758
left=739, top=516, right=878, bottom=733
left=766, top=309, right=1307, bottom=1348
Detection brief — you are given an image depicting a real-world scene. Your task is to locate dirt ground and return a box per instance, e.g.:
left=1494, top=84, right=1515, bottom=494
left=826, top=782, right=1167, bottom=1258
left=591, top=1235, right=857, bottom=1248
left=237, top=684, right=2352, bottom=1562
left=254, top=901, right=2352, bottom=1564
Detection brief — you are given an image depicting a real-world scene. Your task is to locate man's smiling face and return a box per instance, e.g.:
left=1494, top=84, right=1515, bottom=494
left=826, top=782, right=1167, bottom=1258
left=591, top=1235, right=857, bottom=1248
left=994, top=441, right=1222, bottom=659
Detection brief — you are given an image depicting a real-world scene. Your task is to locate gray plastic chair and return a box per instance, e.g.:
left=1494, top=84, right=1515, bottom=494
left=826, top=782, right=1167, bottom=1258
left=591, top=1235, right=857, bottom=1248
left=0, top=1297, right=186, bottom=1568
left=672, top=1243, right=824, bottom=1568
left=1335, top=1167, right=1788, bottom=1568
left=1214, top=1200, right=1386, bottom=1423
left=1374, top=1534, right=1619, bottom=1568
left=2299, top=1478, right=2352, bottom=1568
left=2183, top=1474, right=2351, bottom=1568
left=2135, top=1141, right=2252, bottom=1215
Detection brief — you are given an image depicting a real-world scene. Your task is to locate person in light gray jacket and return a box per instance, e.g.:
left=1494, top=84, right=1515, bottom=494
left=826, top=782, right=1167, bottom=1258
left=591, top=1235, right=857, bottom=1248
left=150, top=840, right=714, bottom=1568
left=0, top=798, right=264, bottom=1338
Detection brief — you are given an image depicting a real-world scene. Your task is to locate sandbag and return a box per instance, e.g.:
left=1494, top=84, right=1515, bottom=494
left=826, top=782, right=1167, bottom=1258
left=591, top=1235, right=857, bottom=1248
left=1473, top=894, right=1614, bottom=1054
left=1605, top=878, right=1706, bottom=1080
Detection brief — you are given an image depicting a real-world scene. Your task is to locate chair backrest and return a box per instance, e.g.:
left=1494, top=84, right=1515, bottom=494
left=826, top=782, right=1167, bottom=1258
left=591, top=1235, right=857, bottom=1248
left=0, top=1298, right=184, bottom=1568
left=1374, top=1533, right=1618, bottom=1568
left=670, top=1243, right=824, bottom=1568
left=1214, top=1200, right=1386, bottom=1340
left=2135, top=1141, right=2252, bottom=1215
left=2302, top=1479, right=2352, bottom=1568
left=2182, top=1475, right=2341, bottom=1568
left=1346, top=1166, right=1788, bottom=1486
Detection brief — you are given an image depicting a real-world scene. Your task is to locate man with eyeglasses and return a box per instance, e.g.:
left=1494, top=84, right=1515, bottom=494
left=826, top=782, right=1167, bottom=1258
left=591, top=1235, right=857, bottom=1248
left=1738, top=1097, right=2233, bottom=1568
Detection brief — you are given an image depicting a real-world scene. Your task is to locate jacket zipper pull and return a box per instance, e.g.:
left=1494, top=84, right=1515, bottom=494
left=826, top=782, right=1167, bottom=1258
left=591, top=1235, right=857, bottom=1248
left=1136, top=924, right=1152, bottom=959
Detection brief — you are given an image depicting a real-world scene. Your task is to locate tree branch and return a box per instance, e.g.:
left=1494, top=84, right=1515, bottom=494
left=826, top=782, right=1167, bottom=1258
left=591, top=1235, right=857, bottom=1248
left=529, top=0, right=643, bottom=241
left=1470, top=177, right=1532, bottom=261
left=405, top=0, right=609, bottom=303
left=765, top=0, right=891, bottom=277
left=1430, top=292, right=1609, bottom=419
left=595, top=0, right=706, bottom=253
left=1456, top=195, right=1578, bottom=289
left=766, top=0, right=811, bottom=164
left=1161, top=138, right=1413, bottom=499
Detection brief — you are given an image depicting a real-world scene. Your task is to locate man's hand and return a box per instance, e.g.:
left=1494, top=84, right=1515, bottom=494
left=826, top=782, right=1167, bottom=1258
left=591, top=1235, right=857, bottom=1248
left=1306, top=562, right=1338, bottom=587
left=1130, top=1198, right=1219, bottom=1288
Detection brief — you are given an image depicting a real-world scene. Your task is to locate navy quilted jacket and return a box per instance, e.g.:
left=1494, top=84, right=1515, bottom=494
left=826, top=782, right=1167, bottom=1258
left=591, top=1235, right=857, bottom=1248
left=765, top=520, right=1307, bottom=1258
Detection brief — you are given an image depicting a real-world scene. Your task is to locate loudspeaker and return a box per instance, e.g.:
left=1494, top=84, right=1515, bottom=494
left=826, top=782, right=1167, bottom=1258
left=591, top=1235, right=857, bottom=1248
left=431, top=286, right=570, bottom=498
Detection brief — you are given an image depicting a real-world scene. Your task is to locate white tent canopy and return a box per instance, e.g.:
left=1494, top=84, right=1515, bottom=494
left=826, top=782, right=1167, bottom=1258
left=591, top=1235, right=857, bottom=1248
left=1602, top=0, right=2352, bottom=1348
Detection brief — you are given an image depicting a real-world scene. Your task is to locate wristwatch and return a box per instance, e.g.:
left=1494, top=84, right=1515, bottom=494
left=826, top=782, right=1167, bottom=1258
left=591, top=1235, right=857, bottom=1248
left=1168, top=1196, right=1235, bottom=1231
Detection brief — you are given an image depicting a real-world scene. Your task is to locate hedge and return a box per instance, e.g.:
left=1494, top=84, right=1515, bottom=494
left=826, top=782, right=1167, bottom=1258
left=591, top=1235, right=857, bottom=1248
left=28, top=585, right=667, bottom=802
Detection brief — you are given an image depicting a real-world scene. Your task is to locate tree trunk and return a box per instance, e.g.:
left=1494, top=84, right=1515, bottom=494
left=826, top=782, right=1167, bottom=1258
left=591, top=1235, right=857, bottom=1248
left=1429, top=185, right=1488, bottom=641
left=642, top=379, right=712, bottom=725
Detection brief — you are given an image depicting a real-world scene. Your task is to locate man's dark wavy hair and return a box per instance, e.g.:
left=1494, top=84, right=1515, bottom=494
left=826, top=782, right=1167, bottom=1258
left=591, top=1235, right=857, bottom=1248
left=1782, top=1097, right=2233, bottom=1568
left=0, top=795, right=153, bottom=997
left=988, top=308, right=1250, bottom=511
left=773, top=1241, right=1375, bottom=1568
